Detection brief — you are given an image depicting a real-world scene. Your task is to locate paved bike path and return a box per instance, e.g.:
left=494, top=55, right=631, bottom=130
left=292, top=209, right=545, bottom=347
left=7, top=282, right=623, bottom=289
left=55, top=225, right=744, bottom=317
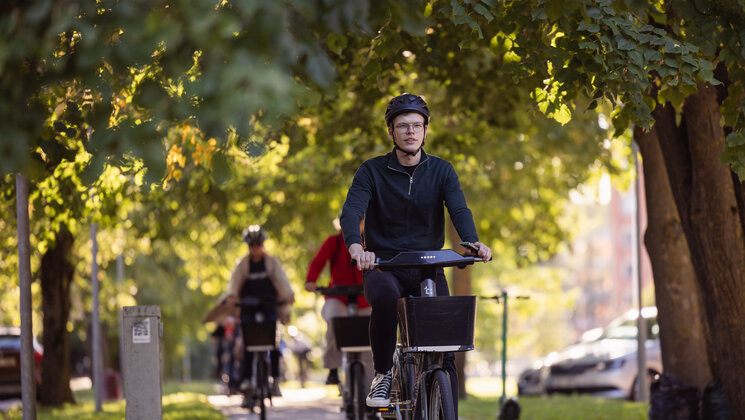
left=208, top=387, right=344, bottom=420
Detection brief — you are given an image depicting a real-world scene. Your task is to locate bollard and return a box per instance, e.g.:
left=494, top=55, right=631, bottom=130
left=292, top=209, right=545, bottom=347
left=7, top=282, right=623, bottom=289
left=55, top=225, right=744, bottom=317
left=120, top=306, right=163, bottom=420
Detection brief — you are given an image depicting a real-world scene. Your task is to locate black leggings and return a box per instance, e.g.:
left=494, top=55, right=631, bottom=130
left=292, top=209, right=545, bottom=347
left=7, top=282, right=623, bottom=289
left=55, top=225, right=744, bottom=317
left=363, top=268, right=459, bottom=413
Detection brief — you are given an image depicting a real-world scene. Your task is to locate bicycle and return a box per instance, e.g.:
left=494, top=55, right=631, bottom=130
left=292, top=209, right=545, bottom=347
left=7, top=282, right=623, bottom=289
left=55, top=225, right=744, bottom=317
left=359, top=248, right=484, bottom=420
left=236, top=296, right=283, bottom=420
left=316, top=284, right=374, bottom=420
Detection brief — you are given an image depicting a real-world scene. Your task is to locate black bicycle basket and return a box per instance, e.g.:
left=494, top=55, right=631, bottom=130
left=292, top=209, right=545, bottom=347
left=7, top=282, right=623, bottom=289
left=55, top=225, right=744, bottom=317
left=397, top=296, right=476, bottom=352
left=332, top=316, right=371, bottom=351
left=241, top=321, right=277, bottom=349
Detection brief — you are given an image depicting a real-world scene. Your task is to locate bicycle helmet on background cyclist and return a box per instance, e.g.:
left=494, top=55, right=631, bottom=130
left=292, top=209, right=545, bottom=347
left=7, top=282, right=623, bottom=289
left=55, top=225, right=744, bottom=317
left=242, top=225, right=267, bottom=245
left=384, top=93, right=430, bottom=127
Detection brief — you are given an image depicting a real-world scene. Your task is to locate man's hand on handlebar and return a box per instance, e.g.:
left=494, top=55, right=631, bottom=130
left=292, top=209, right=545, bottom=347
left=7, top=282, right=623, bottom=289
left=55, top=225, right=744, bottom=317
left=461, top=241, right=492, bottom=262
left=304, top=282, right=317, bottom=292
left=349, top=243, right=376, bottom=270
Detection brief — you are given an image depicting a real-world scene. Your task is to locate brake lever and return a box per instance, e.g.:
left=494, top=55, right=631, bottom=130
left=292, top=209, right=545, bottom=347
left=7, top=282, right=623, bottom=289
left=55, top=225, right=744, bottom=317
left=459, top=241, right=481, bottom=255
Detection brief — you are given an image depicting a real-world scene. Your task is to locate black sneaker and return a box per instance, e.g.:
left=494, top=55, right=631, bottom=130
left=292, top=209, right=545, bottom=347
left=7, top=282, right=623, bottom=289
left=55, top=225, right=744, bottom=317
left=366, top=370, right=392, bottom=407
left=326, top=369, right=340, bottom=385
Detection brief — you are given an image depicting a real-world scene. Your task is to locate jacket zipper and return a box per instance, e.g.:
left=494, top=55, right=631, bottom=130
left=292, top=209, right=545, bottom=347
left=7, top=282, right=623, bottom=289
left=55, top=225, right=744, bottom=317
left=387, top=155, right=428, bottom=196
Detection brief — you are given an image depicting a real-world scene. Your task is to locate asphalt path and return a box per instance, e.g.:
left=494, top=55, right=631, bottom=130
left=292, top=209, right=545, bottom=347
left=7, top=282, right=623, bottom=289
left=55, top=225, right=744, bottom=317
left=208, top=387, right=348, bottom=420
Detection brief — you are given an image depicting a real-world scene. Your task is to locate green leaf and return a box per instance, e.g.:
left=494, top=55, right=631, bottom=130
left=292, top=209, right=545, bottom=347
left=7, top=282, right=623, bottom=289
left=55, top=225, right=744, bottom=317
left=531, top=7, right=547, bottom=20
left=628, top=50, right=644, bottom=66
left=452, top=0, right=466, bottom=16
left=664, top=57, right=679, bottom=68
left=616, top=37, right=636, bottom=50
left=326, top=33, right=347, bottom=56
left=578, top=40, right=597, bottom=49
left=643, top=49, right=662, bottom=61
left=474, top=4, right=494, bottom=22
left=587, top=7, right=603, bottom=19
left=726, top=132, right=745, bottom=147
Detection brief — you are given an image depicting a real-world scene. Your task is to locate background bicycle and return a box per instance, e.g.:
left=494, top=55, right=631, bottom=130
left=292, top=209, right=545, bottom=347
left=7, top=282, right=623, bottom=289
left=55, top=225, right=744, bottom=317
left=317, top=285, right=377, bottom=420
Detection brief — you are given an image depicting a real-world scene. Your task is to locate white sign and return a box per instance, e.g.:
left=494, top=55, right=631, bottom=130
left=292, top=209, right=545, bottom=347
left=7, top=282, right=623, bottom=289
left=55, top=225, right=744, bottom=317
left=132, top=318, right=151, bottom=344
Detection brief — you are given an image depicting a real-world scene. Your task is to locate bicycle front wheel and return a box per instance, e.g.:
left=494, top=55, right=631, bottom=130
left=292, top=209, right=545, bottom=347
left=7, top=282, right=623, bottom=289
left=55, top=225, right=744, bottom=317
left=427, top=370, right=455, bottom=420
left=256, top=355, right=268, bottom=420
left=350, top=361, right=367, bottom=420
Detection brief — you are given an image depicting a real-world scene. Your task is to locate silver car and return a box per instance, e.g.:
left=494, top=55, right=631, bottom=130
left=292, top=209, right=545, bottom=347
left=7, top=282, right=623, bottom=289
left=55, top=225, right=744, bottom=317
left=544, top=307, right=662, bottom=399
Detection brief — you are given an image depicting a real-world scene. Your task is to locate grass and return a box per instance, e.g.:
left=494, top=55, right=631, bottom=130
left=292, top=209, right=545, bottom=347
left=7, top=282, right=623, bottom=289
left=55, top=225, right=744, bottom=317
left=461, top=376, right=648, bottom=420
left=4, top=380, right=225, bottom=420
left=459, top=395, right=648, bottom=420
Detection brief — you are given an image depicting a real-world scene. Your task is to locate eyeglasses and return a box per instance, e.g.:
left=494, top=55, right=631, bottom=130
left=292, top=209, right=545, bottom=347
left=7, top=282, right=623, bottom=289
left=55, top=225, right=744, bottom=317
left=394, top=123, right=425, bottom=133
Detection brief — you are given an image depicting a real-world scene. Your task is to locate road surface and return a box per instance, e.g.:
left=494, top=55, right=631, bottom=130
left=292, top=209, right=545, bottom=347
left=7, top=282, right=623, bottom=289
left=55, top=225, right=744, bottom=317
left=209, top=387, right=348, bottom=420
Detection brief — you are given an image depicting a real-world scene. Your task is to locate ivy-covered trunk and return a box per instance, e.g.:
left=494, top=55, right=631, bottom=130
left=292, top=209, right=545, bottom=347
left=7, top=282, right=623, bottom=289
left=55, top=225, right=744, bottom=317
left=635, top=124, right=712, bottom=390
left=39, top=228, right=75, bottom=406
left=655, top=82, right=745, bottom=412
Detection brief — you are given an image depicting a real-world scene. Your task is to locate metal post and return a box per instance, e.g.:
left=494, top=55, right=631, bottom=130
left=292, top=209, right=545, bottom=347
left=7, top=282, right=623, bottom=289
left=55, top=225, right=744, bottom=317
left=633, top=142, right=648, bottom=402
left=16, top=174, right=36, bottom=420
left=120, top=306, right=162, bottom=420
left=117, top=253, right=124, bottom=283
left=91, top=223, right=104, bottom=411
left=500, top=291, right=508, bottom=407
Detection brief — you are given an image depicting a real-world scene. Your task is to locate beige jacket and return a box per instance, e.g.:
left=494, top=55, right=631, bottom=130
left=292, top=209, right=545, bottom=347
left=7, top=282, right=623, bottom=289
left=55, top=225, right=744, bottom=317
left=227, top=254, right=294, bottom=323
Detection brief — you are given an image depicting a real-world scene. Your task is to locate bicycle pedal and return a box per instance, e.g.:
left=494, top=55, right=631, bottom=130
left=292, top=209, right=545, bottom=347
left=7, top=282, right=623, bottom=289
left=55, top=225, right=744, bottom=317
left=377, top=401, right=411, bottom=418
left=376, top=407, right=398, bottom=419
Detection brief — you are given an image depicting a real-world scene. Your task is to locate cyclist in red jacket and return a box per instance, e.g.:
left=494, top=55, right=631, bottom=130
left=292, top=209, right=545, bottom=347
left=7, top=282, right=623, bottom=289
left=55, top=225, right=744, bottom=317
left=305, top=216, right=372, bottom=386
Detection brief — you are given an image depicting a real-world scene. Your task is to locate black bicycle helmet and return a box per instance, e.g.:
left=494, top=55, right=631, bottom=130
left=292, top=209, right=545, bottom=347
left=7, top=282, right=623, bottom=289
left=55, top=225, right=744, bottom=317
left=384, top=93, right=430, bottom=127
left=242, top=225, right=267, bottom=244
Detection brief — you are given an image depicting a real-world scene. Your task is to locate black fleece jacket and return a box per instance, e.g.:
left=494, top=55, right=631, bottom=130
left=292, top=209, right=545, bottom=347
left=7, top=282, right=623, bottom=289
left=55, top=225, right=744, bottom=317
left=340, top=149, right=479, bottom=260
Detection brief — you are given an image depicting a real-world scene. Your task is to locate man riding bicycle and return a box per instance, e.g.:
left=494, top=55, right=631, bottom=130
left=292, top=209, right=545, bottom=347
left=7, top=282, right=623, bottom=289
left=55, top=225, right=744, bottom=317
left=339, top=93, right=491, bottom=415
left=226, top=225, right=295, bottom=404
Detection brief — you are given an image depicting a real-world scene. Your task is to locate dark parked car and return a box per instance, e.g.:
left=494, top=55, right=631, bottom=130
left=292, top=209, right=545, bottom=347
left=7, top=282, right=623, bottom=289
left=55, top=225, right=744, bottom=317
left=0, top=326, right=42, bottom=398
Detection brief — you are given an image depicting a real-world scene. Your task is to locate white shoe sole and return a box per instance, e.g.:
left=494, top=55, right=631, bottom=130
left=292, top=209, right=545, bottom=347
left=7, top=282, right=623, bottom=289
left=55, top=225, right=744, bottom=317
left=366, top=397, right=390, bottom=407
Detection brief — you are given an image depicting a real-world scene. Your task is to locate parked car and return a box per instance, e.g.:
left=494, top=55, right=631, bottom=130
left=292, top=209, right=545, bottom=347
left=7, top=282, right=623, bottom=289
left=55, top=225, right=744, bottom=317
left=517, top=327, right=603, bottom=396
left=544, top=306, right=662, bottom=399
left=0, top=326, right=42, bottom=398
left=517, top=358, right=550, bottom=396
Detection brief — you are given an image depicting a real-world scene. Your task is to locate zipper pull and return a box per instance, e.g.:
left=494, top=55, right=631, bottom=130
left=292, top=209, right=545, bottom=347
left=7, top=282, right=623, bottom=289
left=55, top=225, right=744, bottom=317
left=408, top=177, right=413, bottom=195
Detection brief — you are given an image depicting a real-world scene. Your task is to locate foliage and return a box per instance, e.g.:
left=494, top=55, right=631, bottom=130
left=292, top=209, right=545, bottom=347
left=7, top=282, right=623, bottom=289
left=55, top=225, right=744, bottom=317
left=1, top=0, right=428, bottom=180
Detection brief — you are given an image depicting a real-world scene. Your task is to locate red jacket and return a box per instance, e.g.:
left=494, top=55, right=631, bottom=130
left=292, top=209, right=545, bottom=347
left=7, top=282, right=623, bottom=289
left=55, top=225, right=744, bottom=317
left=306, top=233, right=370, bottom=309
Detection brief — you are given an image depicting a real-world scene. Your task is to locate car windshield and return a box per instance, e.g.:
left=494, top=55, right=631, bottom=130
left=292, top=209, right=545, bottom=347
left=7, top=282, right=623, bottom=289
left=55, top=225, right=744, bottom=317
left=602, top=317, right=659, bottom=340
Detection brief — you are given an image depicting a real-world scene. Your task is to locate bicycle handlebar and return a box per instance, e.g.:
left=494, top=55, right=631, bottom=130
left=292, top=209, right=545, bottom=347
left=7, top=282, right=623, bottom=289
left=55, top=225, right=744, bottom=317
left=315, top=285, right=364, bottom=297
left=351, top=249, right=490, bottom=270
left=234, top=296, right=286, bottom=307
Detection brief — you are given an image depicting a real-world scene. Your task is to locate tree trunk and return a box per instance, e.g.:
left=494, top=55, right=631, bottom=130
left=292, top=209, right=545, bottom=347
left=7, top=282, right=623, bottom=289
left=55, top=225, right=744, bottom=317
left=39, top=228, right=76, bottom=405
left=634, top=125, right=712, bottom=390
left=656, top=82, right=745, bottom=411
left=448, top=220, right=471, bottom=400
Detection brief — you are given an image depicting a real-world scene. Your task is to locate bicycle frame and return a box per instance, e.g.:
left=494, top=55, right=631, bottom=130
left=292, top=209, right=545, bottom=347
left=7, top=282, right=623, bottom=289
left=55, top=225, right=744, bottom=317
left=237, top=297, right=283, bottom=420
left=368, top=249, right=484, bottom=420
